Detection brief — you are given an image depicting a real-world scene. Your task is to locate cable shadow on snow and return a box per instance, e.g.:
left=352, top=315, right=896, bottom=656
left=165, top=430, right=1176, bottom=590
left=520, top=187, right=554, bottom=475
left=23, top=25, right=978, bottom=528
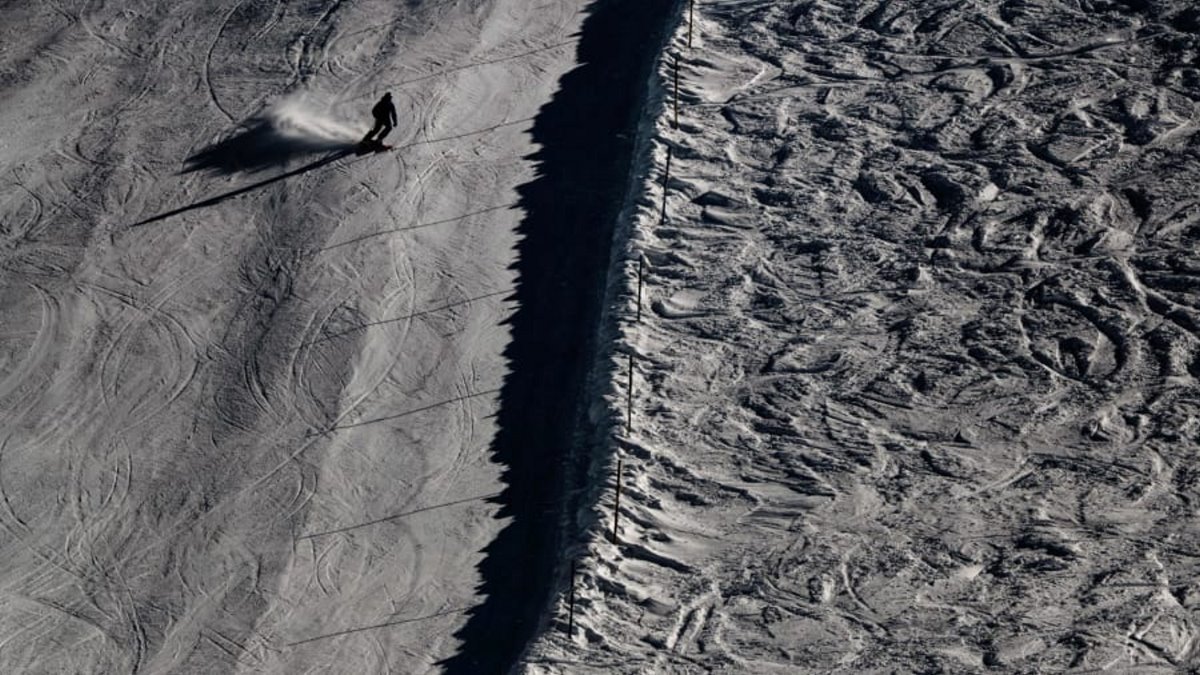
left=439, top=0, right=679, bottom=672
left=323, top=389, right=501, bottom=433
left=288, top=607, right=471, bottom=647
left=319, top=203, right=515, bottom=251
left=296, top=492, right=502, bottom=541
left=298, top=289, right=512, bottom=347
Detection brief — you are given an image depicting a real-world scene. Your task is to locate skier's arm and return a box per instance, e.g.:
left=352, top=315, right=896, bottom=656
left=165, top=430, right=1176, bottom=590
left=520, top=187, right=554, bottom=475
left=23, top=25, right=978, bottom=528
left=390, top=107, right=398, bottom=126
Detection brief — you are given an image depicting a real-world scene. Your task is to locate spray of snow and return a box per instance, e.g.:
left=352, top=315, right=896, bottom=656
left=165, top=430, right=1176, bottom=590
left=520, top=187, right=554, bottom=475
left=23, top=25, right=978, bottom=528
left=184, top=91, right=364, bottom=173
left=257, top=92, right=361, bottom=147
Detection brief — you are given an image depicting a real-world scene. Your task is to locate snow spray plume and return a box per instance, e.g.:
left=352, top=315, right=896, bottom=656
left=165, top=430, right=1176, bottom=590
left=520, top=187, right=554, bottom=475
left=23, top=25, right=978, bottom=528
left=261, top=92, right=360, bottom=146
left=184, top=92, right=359, bottom=174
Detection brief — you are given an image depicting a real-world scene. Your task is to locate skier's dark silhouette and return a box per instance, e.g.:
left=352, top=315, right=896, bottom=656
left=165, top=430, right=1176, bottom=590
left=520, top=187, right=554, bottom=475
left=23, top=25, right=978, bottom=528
left=362, top=93, right=398, bottom=146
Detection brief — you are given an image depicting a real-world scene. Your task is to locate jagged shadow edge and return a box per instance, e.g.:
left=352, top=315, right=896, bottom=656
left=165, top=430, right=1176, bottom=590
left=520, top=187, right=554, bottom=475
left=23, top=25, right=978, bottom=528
left=439, top=0, right=683, bottom=672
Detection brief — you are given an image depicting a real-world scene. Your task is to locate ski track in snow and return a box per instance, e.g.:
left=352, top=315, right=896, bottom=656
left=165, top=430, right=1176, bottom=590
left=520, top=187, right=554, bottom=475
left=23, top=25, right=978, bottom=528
left=526, top=1, right=1200, bottom=673
left=0, top=0, right=588, bottom=672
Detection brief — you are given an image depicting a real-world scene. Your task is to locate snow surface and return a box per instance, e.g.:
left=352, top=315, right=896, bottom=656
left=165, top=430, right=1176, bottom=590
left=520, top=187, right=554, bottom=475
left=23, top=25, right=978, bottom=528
left=9, top=0, right=1200, bottom=671
left=0, top=0, right=590, bottom=672
left=526, top=0, right=1200, bottom=672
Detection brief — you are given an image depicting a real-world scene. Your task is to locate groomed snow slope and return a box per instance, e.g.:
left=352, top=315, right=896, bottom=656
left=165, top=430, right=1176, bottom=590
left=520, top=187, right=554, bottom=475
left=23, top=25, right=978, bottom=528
left=0, top=1, right=590, bottom=672
left=527, top=0, right=1200, bottom=672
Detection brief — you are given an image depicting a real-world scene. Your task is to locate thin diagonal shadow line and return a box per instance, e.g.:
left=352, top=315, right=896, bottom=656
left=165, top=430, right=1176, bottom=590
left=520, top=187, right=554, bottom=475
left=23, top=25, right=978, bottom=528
left=287, top=607, right=470, bottom=647
left=398, top=118, right=534, bottom=149
left=297, top=492, right=501, bottom=540
left=321, top=204, right=515, bottom=251
left=134, top=119, right=529, bottom=230
left=130, top=150, right=353, bottom=228
left=325, top=389, right=500, bottom=433
left=301, top=290, right=511, bottom=348
left=380, top=40, right=574, bottom=91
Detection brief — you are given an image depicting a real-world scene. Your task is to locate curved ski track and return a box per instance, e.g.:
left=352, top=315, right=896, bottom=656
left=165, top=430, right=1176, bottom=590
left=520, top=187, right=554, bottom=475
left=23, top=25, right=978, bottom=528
left=0, top=0, right=589, bottom=672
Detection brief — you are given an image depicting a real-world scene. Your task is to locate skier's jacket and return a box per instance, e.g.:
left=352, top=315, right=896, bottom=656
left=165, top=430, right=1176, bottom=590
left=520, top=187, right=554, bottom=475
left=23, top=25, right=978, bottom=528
left=373, top=98, right=397, bottom=124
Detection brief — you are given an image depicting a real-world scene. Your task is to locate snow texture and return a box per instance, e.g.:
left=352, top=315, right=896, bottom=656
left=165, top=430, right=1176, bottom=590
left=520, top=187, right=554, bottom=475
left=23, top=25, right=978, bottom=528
left=526, top=0, right=1200, bottom=672
left=0, top=0, right=589, bottom=672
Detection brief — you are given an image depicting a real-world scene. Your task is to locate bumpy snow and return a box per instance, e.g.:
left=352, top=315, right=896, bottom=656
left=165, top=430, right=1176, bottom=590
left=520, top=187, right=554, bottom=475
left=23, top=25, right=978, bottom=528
left=0, top=1, right=584, bottom=672
left=527, top=1, right=1200, bottom=672
left=8, top=0, right=1200, bottom=672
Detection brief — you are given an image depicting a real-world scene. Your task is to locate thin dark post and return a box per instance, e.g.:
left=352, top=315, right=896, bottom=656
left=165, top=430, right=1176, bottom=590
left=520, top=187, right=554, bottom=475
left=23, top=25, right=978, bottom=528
left=611, top=456, right=624, bottom=544
left=673, top=54, right=680, bottom=129
left=626, top=353, right=634, bottom=434
left=688, top=0, right=695, bottom=48
left=636, top=257, right=645, bottom=323
left=660, top=146, right=672, bottom=224
left=567, top=559, right=576, bottom=636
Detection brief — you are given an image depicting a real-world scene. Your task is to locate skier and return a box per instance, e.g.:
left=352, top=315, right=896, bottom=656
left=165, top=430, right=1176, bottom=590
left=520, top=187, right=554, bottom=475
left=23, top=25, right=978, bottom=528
left=361, top=92, right=397, bottom=148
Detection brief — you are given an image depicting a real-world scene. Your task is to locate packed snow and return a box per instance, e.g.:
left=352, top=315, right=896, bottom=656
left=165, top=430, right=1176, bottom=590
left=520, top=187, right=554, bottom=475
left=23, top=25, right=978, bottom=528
left=0, top=0, right=589, bottom=672
left=526, top=0, right=1200, bottom=672
left=8, top=0, right=1200, bottom=672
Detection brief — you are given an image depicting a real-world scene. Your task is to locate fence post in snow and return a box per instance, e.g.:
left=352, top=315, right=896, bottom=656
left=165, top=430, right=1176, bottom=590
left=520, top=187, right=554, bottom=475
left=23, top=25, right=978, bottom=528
left=636, top=257, right=645, bottom=323
left=611, top=456, right=624, bottom=544
left=567, top=559, right=577, bottom=636
left=626, top=353, right=634, bottom=434
left=663, top=146, right=673, bottom=190
left=660, top=146, right=672, bottom=224
left=673, top=54, right=681, bottom=129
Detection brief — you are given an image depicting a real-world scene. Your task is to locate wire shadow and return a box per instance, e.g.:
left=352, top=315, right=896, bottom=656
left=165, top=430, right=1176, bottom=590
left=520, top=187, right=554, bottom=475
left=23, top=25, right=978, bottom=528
left=296, top=492, right=502, bottom=540
left=287, top=607, right=470, bottom=647
left=376, top=40, right=575, bottom=92
left=396, top=117, right=534, bottom=150
left=300, top=290, right=512, bottom=348
left=322, top=388, right=501, bottom=433
left=320, top=204, right=515, bottom=251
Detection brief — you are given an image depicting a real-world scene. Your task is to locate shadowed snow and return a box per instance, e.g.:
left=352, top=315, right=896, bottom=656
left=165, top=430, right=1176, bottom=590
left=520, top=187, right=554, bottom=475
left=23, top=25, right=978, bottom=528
left=184, top=93, right=360, bottom=174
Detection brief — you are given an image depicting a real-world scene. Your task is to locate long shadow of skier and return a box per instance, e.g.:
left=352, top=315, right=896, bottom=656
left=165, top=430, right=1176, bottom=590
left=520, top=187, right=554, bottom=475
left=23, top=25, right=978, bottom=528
left=184, top=114, right=356, bottom=176
left=130, top=150, right=352, bottom=228
left=130, top=115, right=361, bottom=227
left=439, top=0, right=679, bottom=672
left=131, top=115, right=532, bottom=229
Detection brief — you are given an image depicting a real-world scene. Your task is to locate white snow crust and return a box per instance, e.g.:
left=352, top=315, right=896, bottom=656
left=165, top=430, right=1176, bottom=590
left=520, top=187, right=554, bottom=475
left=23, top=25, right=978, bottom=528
left=0, top=0, right=586, bottom=672
left=526, top=0, right=1200, bottom=672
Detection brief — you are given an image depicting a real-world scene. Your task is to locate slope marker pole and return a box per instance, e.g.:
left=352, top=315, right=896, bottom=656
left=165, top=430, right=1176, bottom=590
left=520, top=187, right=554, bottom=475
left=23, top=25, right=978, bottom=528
left=567, top=559, right=577, bottom=636
left=662, top=146, right=672, bottom=190
left=673, top=54, right=681, bottom=129
left=636, top=257, right=645, bottom=323
left=611, top=456, right=624, bottom=544
left=660, top=146, right=672, bottom=224
left=626, top=353, right=634, bottom=434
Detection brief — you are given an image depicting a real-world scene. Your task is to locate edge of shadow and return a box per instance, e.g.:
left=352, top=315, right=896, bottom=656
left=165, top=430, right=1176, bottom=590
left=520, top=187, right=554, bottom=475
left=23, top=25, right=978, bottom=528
left=441, top=0, right=682, bottom=671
